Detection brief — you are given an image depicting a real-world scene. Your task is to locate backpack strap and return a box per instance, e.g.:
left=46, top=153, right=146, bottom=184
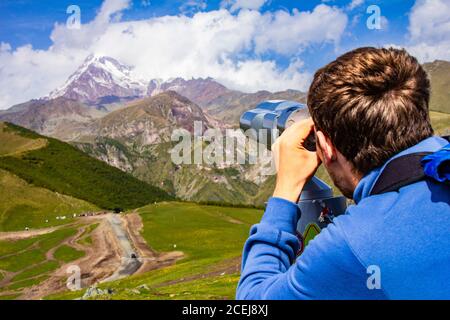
left=370, top=136, right=450, bottom=196
left=370, top=152, right=432, bottom=196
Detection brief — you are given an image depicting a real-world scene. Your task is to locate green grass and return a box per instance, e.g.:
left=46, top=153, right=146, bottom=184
left=0, top=227, right=78, bottom=272
left=11, top=260, right=60, bottom=282
left=77, top=223, right=99, bottom=246
left=109, top=273, right=241, bottom=300
left=0, top=227, right=84, bottom=296
left=152, top=273, right=240, bottom=300
left=424, top=60, right=450, bottom=114
left=430, top=111, right=450, bottom=136
left=5, top=275, right=49, bottom=291
left=0, top=122, right=172, bottom=212
left=0, top=249, right=46, bottom=272
left=54, top=245, right=85, bottom=263
left=0, top=237, right=36, bottom=257
left=138, top=203, right=258, bottom=261
left=78, top=235, right=92, bottom=246
left=0, top=122, right=48, bottom=157
left=0, top=293, right=21, bottom=300
left=0, top=169, right=98, bottom=231
left=47, top=202, right=263, bottom=300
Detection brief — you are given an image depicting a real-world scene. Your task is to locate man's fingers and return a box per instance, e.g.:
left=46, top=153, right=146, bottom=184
left=278, top=118, right=315, bottom=148
left=286, top=118, right=315, bottom=138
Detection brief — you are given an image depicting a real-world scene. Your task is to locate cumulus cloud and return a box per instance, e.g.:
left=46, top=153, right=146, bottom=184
left=347, top=0, right=364, bottom=11
left=406, top=0, right=450, bottom=62
left=179, top=0, right=207, bottom=15
left=221, top=0, right=268, bottom=13
left=0, top=0, right=348, bottom=110
left=253, top=5, right=348, bottom=55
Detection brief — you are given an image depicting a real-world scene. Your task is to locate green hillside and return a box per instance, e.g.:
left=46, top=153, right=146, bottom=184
left=0, top=122, right=172, bottom=211
left=0, top=169, right=97, bottom=231
left=423, top=60, right=450, bottom=114
left=430, top=111, right=450, bottom=136
left=77, top=138, right=263, bottom=206
left=46, top=202, right=263, bottom=300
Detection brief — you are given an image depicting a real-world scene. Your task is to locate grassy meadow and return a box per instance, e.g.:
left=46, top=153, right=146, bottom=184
left=46, top=202, right=263, bottom=300
left=0, top=226, right=88, bottom=298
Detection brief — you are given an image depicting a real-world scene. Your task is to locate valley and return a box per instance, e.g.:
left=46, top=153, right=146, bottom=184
left=0, top=54, right=448, bottom=300
left=44, top=202, right=263, bottom=300
left=0, top=210, right=184, bottom=300
left=0, top=202, right=262, bottom=300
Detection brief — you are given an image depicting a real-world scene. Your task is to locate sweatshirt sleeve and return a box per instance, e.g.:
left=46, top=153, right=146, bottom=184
left=236, top=197, right=387, bottom=300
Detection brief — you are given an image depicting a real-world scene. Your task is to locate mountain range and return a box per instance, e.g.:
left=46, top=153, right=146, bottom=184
left=0, top=55, right=448, bottom=205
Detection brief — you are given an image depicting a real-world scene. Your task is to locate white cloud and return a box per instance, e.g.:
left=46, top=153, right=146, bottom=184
left=406, top=0, right=450, bottom=62
left=179, top=0, right=207, bottom=15
left=253, top=5, right=348, bottom=55
left=380, top=16, right=389, bottom=30
left=347, top=0, right=364, bottom=11
left=221, top=0, right=268, bottom=13
left=0, top=0, right=348, bottom=110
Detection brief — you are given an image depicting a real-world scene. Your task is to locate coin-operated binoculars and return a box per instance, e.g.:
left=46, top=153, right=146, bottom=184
left=240, top=101, right=347, bottom=254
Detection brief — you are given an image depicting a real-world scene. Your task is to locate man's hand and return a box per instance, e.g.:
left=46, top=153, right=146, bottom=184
left=272, top=118, right=321, bottom=203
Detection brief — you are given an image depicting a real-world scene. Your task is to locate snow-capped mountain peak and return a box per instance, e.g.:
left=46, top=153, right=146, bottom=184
left=48, top=55, right=148, bottom=103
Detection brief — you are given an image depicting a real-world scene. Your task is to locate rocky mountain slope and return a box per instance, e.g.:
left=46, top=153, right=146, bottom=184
left=91, top=91, right=211, bottom=143
left=0, top=97, right=104, bottom=140
left=147, top=77, right=230, bottom=107
left=72, top=91, right=270, bottom=204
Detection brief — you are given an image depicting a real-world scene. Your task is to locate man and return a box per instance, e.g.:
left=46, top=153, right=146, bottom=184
left=236, top=47, right=450, bottom=299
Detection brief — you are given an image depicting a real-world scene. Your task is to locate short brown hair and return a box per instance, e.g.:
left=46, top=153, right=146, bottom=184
left=308, top=47, right=433, bottom=175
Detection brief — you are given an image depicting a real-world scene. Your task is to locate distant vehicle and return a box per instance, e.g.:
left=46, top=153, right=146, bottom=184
left=130, top=253, right=137, bottom=259
left=113, top=208, right=123, bottom=214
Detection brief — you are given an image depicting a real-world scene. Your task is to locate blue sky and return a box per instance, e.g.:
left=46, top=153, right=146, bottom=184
left=0, top=0, right=448, bottom=109
left=0, top=0, right=416, bottom=71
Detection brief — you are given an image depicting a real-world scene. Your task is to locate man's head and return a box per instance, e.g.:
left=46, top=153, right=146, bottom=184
left=308, top=47, right=433, bottom=198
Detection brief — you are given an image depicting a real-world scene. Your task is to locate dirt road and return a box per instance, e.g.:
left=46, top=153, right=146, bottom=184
left=0, top=212, right=183, bottom=300
left=101, top=215, right=141, bottom=282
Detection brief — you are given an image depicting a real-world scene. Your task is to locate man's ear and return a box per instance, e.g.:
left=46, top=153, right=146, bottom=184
left=316, top=131, right=336, bottom=165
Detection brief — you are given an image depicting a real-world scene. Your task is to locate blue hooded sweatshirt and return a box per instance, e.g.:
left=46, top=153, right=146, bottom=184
left=237, top=136, right=450, bottom=300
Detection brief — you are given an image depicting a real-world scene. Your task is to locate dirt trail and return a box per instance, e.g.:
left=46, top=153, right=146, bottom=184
left=18, top=216, right=121, bottom=300
left=0, top=225, right=68, bottom=241
left=10, top=212, right=183, bottom=300
left=123, top=212, right=184, bottom=274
